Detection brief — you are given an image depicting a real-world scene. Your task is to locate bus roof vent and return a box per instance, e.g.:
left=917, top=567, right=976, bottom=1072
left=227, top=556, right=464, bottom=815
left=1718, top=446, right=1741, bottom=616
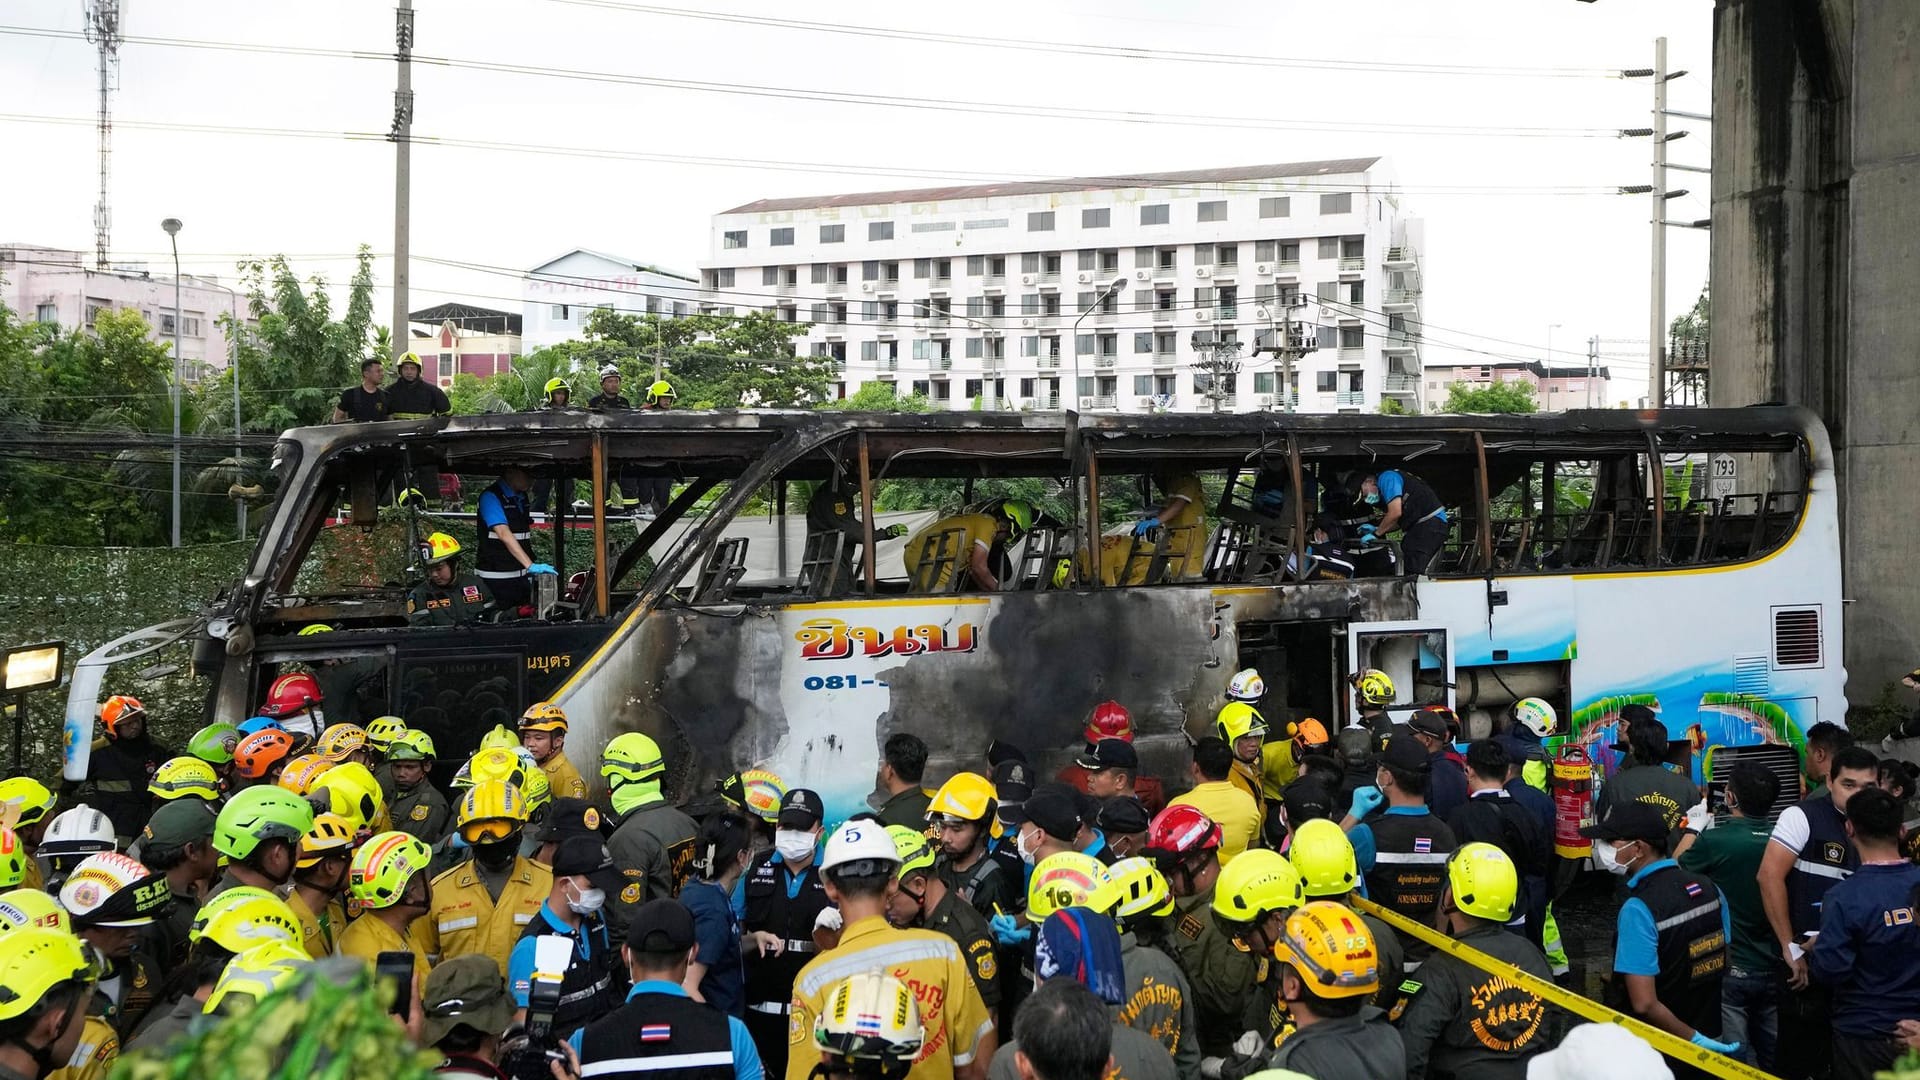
left=1771, top=606, right=1822, bottom=670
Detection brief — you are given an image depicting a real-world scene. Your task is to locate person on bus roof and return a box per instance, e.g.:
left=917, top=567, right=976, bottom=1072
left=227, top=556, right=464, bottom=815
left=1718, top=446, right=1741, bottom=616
left=1353, top=466, right=1449, bottom=576
left=386, top=352, right=452, bottom=420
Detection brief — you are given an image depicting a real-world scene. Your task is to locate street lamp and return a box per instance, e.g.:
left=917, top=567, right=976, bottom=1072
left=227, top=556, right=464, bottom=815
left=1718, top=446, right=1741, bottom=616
left=1069, top=277, right=1127, bottom=415
left=161, top=218, right=183, bottom=548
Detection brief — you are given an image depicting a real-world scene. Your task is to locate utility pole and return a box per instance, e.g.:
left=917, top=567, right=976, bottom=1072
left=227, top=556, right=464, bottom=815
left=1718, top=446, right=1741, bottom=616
left=1253, top=297, right=1316, bottom=412
left=1190, top=333, right=1246, bottom=414
left=1587, top=334, right=1600, bottom=408
left=1647, top=36, right=1667, bottom=410
left=389, top=6, right=415, bottom=360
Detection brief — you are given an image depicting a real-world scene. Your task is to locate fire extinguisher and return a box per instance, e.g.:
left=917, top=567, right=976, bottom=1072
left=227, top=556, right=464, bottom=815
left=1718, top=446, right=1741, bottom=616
left=1551, top=744, right=1595, bottom=859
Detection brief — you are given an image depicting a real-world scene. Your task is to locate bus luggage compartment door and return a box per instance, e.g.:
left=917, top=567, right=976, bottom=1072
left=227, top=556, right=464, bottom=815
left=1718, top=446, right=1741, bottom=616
left=1345, top=621, right=1455, bottom=726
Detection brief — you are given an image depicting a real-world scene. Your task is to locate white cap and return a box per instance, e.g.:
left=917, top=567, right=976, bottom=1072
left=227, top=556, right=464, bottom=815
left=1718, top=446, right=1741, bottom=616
left=820, top=820, right=901, bottom=874
left=1527, top=1024, right=1672, bottom=1080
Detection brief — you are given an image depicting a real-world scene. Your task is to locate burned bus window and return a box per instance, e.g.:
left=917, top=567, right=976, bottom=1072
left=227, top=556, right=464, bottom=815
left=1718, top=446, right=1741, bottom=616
left=393, top=651, right=524, bottom=768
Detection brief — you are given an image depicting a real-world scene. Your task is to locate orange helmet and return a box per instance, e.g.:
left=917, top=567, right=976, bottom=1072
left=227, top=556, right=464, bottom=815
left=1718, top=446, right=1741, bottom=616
left=258, top=673, right=323, bottom=718
left=99, top=695, right=146, bottom=736
left=234, top=730, right=298, bottom=781
left=1292, top=718, right=1331, bottom=756
left=1083, top=701, right=1134, bottom=745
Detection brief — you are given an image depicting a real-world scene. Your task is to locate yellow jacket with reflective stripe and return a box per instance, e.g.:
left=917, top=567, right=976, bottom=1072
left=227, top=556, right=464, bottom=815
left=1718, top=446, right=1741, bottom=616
left=46, top=1015, right=117, bottom=1080
left=419, top=855, right=552, bottom=974
left=543, top=751, right=588, bottom=801
left=337, top=910, right=431, bottom=986
left=286, top=887, right=347, bottom=959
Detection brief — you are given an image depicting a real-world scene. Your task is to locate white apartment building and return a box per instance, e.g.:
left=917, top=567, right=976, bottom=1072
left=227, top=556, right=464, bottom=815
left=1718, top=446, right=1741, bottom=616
left=697, top=159, right=1426, bottom=413
left=521, top=248, right=700, bottom=351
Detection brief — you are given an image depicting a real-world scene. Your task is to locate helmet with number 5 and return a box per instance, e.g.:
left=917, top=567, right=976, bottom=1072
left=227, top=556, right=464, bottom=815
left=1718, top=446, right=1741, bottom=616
left=820, top=821, right=900, bottom=877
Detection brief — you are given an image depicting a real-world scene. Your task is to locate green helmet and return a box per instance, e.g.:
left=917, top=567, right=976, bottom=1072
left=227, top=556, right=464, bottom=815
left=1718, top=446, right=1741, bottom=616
left=386, top=730, right=436, bottom=762
left=544, top=377, right=570, bottom=398
left=1000, top=499, right=1034, bottom=536
left=188, top=723, right=242, bottom=766
left=887, top=825, right=937, bottom=879
left=213, top=786, right=315, bottom=862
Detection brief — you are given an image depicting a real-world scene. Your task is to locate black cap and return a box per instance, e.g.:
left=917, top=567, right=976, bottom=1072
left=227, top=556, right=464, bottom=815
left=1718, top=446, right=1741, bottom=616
left=1076, top=739, right=1138, bottom=772
left=549, top=835, right=613, bottom=877
left=1095, top=796, right=1150, bottom=835
left=1005, top=784, right=1080, bottom=841
left=1281, top=778, right=1334, bottom=826
left=1380, top=734, right=1431, bottom=772
left=1579, top=800, right=1670, bottom=843
left=537, top=798, right=608, bottom=844
left=778, top=788, right=824, bottom=829
left=628, top=898, right=696, bottom=953
left=1407, top=710, right=1450, bottom=738
left=992, top=759, right=1034, bottom=803
left=987, top=740, right=1028, bottom=768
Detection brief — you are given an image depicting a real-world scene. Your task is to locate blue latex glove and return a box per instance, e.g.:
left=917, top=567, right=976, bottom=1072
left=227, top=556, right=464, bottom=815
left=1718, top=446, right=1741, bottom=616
left=526, top=562, right=557, bottom=576
left=1689, top=1032, right=1741, bottom=1056
left=989, top=912, right=1032, bottom=946
left=1348, top=785, right=1386, bottom=818
left=1356, top=523, right=1378, bottom=542
left=1133, top=517, right=1159, bottom=537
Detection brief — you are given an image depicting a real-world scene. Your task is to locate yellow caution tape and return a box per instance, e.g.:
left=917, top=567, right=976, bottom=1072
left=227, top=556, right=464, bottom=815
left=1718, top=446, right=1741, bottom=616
left=1351, top=895, right=1780, bottom=1080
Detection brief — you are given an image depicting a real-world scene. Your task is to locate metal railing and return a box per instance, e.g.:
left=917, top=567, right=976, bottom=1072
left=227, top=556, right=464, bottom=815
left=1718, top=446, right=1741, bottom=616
left=1335, top=390, right=1366, bottom=406
left=983, top=274, right=1007, bottom=287
left=1384, top=246, right=1417, bottom=265
left=1152, top=309, right=1175, bottom=322
left=1383, top=374, right=1419, bottom=394
left=1039, top=271, right=1062, bottom=285
left=1339, top=256, right=1366, bottom=272
left=1384, top=288, right=1421, bottom=307
left=1277, top=259, right=1301, bottom=273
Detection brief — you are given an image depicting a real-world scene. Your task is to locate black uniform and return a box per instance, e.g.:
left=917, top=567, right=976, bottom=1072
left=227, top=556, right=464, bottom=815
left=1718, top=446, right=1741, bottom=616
left=1362, top=810, right=1458, bottom=968
left=73, top=734, right=171, bottom=842
left=587, top=392, right=641, bottom=506
left=940, top=849, right=1020, bottom=923
left=336, top=384, right=388, bottom=422
left=474, top=479, right=535, bottom=610
left=515, top=906, right=622, bottom=1040
left=1379, top=469, right=1447, bottom=576
left=805, top=483, right=867, bottom=592
left=1778, top=793, right=1856, bottom=1080
left=740, top=852, right=832, bottom=1076
left=1393, top=922, right=1556, bottom=1080
left=385, top=375, right=450, bottom=419
left=1268, top=1009, right=1407, bottom=1080
left=1613, top=862, right=1728, bottom=1080
left=577, top=986, right=735, bottom=1080
left=1447, top=791, right=1551, bottom=950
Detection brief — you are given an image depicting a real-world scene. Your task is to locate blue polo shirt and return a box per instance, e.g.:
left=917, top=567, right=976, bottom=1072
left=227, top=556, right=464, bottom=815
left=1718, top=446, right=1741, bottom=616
left=681, top=878, right=747, bottom=1017
left=1350, top=806, right=1435, bottom=872
left=567, top=980, right=763, bottom=1080
left=1613, top=858, right=1733, bottom=978
left=478, top=485, right=526, bottom=531
left=506, top=901, right=608, bottom=1007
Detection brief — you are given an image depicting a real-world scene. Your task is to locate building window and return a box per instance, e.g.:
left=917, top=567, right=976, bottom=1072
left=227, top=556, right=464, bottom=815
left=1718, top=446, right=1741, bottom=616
left=1028, top=211, right=1055, bottom=232
left=1140, top=204, right=1169, bottom=226
left=550, top=304, right=570, bottom=320
left=1216, top=243, right=1238, bottom=266
left=35, top=303, right=57, bottom=324
left=1280, top=241, right=1301, bottom=263
left=869, top=221, right=894, bottom=241
left=723, top=230, right=747, bottom=249
left=715, top=268, right=735, bottom=288
left=1259, top=197, right=1290, bottom=219
left=1316, top=371, right=1337, bottom=392
left=1197, top=200, right=1228, bottom=222
left=1317, top=237, right=1340, bottom=260
left=771, top=227, right=795, bottom=246
left=820, top=224, right=845, bottom=243
left=966, top=338, right=984, bottom=359
left=760, top=266, right=778, bottom=286
left=181, top=315, right=203, bottom=337
left=1340, top=325, right=1365, bottom=349
left=1133, top=332, right=1154, bottom=354
left=1320, top=193, right=1353, bottom=214
left=910, top=221, right=957, bottom=233
left=1082, top=208, right=1111, bottom=229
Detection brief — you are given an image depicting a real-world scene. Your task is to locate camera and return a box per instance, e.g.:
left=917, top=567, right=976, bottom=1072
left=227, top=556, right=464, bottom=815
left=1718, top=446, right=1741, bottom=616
left=500, top=971, right=565, bottom=1080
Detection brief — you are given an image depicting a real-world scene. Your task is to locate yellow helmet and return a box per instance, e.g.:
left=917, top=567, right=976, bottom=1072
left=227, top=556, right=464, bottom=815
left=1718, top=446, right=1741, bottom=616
left=276, top=754, right=333, bottom=796
left=348, top=831, right=433, bottom=909
left=0, top=927, right=96, bottom=1023
left=463, top=747, right=529, bottom=790
left=740, top=769, right=787, bottom=825
left=1215, top=702, right=1269, bottom=744
left=518, top=702, right=568, bottom=733
left=316, top=723, right=368, bottom=760
left=1446, top=842, right=1520, bottom=923
left=926, top=772, right=997, bottom=825
left=422, top=531, right=463, bottom=565
left=0, top=777, right=55, bottom=829
left=296, top=623, right=333, bottom=637
left=0, top=828, right=27, bottom=890
left=814, top=972, right=925, bottom=1068
left=600, top=732, right=665, bottom=784
left=191, top=890, right=301, bottom=954
left=314, top=762, right=386, bottom=837
left=1212, top=848, right=1305, bottom=923
left=457, top=780, right=529, bottom=844
left=544, top=377, right=571, bottom=398
left=518, top=768, right=551, bottom=816
left=386, top=730, right=436, bottom=763
left=1273, top=901, right=1380, bottom=999
left=645, top=380, right=676, bottom=405
left=363, top=716, right=408, bottom=752
left=1104, top=856, right=1175, bottom=923
left=1288, top=819, right=1360, bottom=899
left=887, top=825, right=938, bottom=880
left=1026, top=851, right=1113, bottom=924
left=204, top=940, right=310, bottom=1015
left=1353, top=668, right=1396, bottom=706
left=151, top=757, right=222, bottom=802
left=0, top=887, right=70, bottom=933
left=297, top=812, right=358, bottom=869
left=189, top=886, right=291, bottom=944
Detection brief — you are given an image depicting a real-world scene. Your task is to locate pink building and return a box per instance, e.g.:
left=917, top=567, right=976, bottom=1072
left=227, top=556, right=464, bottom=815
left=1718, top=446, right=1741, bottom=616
left=1426, top=360, right=1613, bottom=411
left=1, top=244, right=245, bottom=378
left=406, top=303, right=523, bottom=386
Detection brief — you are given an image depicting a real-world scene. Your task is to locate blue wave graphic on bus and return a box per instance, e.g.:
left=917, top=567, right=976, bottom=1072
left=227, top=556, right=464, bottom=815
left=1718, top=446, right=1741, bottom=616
left=1562, top=667, right=1815, bottom=784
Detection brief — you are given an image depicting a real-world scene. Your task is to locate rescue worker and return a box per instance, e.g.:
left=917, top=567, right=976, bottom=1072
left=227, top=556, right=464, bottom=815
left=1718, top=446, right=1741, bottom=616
left=806, top=474, right=906, bottom=593
left=902, top=499, right=1032, bottom=592
left=146, top=757, right=219, bottom=807
left=1341, top=734, right=1458, bottom=968
left=1353, top=465, right=1448, bottom=577
left=1097, top=797, right=1151, bottom=862
left=0, top=925, right=101, bottom=1080
left=642, top=379, right=676, bottom=410
left=36, top=806, right=115, bottom=896
left=742, top=788, right=832, bottom=1076
left=69, top=695, right=170, bottom=844
left=130, top=887, right=302, bottom=1051
left=183, top=724, right=240, bottom=792
left=519, top=702, right=588, bottom=800
left=1147, top=805, right=1224, bottom=985
left=1214, top=703, right=1272, bottom=831
left=887, top=825, right=1001, bottom=1016
left=1349, top=668, right=1397, bottom=745
left=386, top=351, right=451, bottom=419
left=407, top=532, right=497, bottom=627
left=1761, top=743, right=1878, bottom=1080
left=1445, top=739, right=1550, bottom=950
left=255, top=672, right=327, bottom=742
left=1076, top=739, right=1149, bottom=807
left=1407, top=708, right=1468, bottom=822
left=130, top=800, right=220, bottom=970
left=337, top=830, right=436, bottom=983
left=930, top=773, right=1020, bottom=922
left=1806, top=786, right=1920, bottom=1080
left=474, top=466, right=554, bottom=613
left=332, top=356, right=388, bottom=422
left=314, top=723, right=370, bottom=768
left=419, top=954, right=515, bottom=1079
left=363, top=715, right=405, bottom=801
left=208, top=785, right=314, bottom=899
left=1595, top=709, right=1700, bottom=836
left=507, top=834, right=623, bottom=1041
left=600, top=732, right=698, bottom=941
left=58, top=852, right=170, bottom=1039
left=1506, top=697, right=1556, bottom=792
left=1264, top=901, right=1405, bottom=1079
left=0, top=776, right=55, bottom=890
left=1394, top=843, right=1555, bottom=1079
left=424, top=780, right=551, bottom=975
left=387, top=730, right=452, bottom=843
left=571, top=897, right=764, bottom=1080
left=1583, top=801, right=1738, bottom=1079
left=1674, top=761, right=1781, bottom=1070
left=587, top=365, right=643, bottom=512
left=285, top=812, right=355, bottom=959
left=1104, top=857, right=1200, bottom=1076
left=531, top=377, right=580, bottom=518
left=230, top=729, right=297, bottom=790
left=1055, top=701, right=1166, bottom=814
left=989, top=907, right=1175, bottom=1080
left=1286, top=819, right=1402, bottom=1006
left=1198, top=850, right=1307, bottom=1068
left=786, top=820, right=996, bottom=1080
left=806, top=973, right=927, bottom=1080
left=1168, top=738, right=1261, bottom=864
left=873, top=733, right=934, bottom=831
left=1005, top=784, right=1084, bottom=878
left=634, top=379, right=678, bottom=518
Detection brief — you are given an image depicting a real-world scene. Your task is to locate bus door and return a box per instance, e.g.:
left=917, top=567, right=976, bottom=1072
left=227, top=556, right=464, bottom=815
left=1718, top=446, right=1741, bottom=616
left=1344, top=620, right=1456, bottom=728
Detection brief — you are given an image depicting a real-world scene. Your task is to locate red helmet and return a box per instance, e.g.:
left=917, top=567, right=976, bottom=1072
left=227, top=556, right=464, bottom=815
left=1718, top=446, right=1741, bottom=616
left=258, top=674, right=323, bottom=719
left=1145, top=804, right=1220, bottom=858
left=1083, top=701, right=1134, bottom=746
left=99, top=695, right=147, bottom=736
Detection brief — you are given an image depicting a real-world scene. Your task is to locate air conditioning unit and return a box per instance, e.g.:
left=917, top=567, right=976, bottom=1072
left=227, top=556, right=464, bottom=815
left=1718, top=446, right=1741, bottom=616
left=861, top=282, right=875, bottom=293
left=1080, top=397, right=1096, bottom=409
left=1195, top=266, right=1212, bottom=279
left=1255, top=263, right=1273, bottom=275
left=1021, top=317, right=1037, bottom=328
left=1077, top=272, right=1094, bottom=284
left=1020, top=274, right=1037, bottom=286
left=1138, top=396, right=1156, bottom=408
left=913, top=321, right=928, bottom=330
left=1195, top=309, right=1213, bottom=321
left=1135, top=269, right=1151, bottom=281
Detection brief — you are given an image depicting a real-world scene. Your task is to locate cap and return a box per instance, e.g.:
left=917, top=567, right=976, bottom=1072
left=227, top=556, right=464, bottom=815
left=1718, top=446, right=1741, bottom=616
left=1612, top=705, right=1663, bottom=751
left=986, top=740, right=1028, bottom=768
left=1578, top=800, right=1670, bottom=843
left=1380, top=734, right=1431, bottom=772
left=1525, top=1022, right=1673, bottom=1080
left=1280, top=778, right=1334, bottom=826
left=140, top=799, right=217, bottom=854
left=548, top=835, right=613, bottom=878
left=778, top=788, right=825, bottom=829
left=1407, top=710, right=1450, bottom=738
left=1007, top=784, right=1080, bottom=842
left=1095, top=796, right=1150, bottom=836
left=1076, top=739, right=1139, bottom=772
left=421, top=954, right=513, bottom=1049
left=536, top=798, right=606, bottom=844
left=628, top=898, right=696, bottom=954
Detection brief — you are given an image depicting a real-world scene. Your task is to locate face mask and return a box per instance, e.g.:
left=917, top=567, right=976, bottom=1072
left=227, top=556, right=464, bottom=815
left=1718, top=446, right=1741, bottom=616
left=1592, top=840, right=1629, bottom=875
left=1363, top=492, right=1380, bottom=506
left=1017, top=828, right=1041, bottom=865
left=473, top=837, right=519, bottom=872
left=775, top=830, right=816, bottom=863
left=565, top=881, right=606, bottom=916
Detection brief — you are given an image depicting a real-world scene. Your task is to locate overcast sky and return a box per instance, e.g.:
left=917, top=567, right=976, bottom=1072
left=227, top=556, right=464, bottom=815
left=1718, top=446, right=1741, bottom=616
left=2, top=0, right=1711, bottom=388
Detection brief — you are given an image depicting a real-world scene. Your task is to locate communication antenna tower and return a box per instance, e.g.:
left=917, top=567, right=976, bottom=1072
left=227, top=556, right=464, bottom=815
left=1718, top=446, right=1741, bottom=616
left=82, top=0, right=124, bottom=270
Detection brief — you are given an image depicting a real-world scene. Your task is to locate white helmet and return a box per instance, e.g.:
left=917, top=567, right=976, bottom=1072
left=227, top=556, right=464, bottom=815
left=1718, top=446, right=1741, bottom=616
left=60, top=851, right=170, bottom=928
left=39, top=805, right=116, bottom=865
left=1226, top=668, right=1266, bottom=704
left=1512, top=697, right=1557, bottom=739
left=599, top=364, right=621, bottom=381
left=820, top=820, right=901, bottom=875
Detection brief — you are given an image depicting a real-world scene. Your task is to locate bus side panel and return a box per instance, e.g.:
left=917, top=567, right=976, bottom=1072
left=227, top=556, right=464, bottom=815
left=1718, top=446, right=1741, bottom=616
left=1416, top=577, right=1579, bottom=668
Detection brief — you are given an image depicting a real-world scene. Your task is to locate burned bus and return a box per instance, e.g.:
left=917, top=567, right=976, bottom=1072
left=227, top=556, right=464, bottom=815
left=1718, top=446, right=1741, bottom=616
left=64, top=406, right=1843, bottom=821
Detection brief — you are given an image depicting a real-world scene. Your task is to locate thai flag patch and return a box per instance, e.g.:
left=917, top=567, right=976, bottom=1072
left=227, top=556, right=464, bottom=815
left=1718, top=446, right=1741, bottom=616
left=641, top=1024, right=672, bottom=1042
left=855, top=1015, right=883, bottom=1035
left=1685, top=882, right=1703, bottom=897
left=1413, top=838, right=1432, bottom=854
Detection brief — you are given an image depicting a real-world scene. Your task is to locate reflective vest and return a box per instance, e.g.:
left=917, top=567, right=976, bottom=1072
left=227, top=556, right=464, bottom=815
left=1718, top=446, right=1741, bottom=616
left=1616, top=863, right=1727, bottom=1035
left=516, top=909, right=622, bottom=1040
left=1364, top=810, right=1458, bottom=963
left=576, top=988, right=732, bottom=1080
left=740, top=852, right=830, bottom=1015
left=1785, top=794, right=1858, bottom=935
left=474, top=480, right=533, bottom=581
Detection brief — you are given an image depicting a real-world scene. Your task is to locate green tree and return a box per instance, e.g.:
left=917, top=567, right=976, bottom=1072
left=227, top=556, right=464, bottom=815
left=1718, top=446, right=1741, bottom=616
left=579, top=309, right=825, bottom=407
left=1670, top=286, right=1709, bottom=342
left=219, top=247, right=378, bottom=432
left=1441, top=380, right=1537, bottom=414
left=822, top=381, right=934, bottom=413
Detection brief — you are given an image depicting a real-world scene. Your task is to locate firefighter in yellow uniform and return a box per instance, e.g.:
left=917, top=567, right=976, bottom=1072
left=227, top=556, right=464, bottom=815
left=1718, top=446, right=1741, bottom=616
left=285, top=813, right=356, bottom=959
left=420, top=779, right=550, bottom=974
left=337, top=831, right=435, bottom=985
left=517, top=702, right=587, bottom=800
left=902, top=501, right=1031, bottom=592
left=1215, top=702, right=1273, bottom=830
left=1, top=926, right=110, bottom=1080
left=1111, top=470, right=1208, bottom=584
